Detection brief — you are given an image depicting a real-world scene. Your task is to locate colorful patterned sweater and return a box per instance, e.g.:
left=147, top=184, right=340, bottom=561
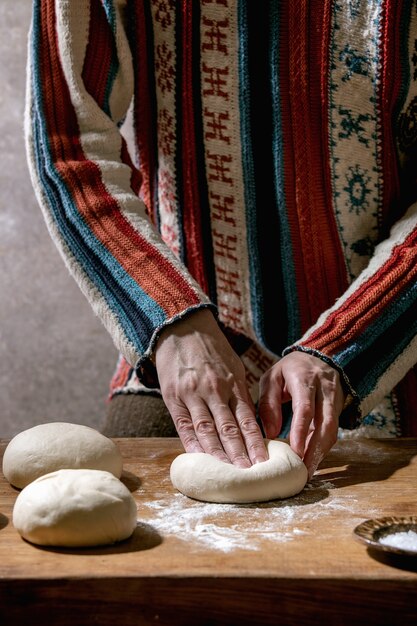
left=26, top=0, right=417, bottom=436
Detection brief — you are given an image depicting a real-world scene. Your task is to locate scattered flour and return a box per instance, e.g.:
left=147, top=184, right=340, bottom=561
left=140, top=478, right=361, bottom=552
left=338, top=425, right=394, bottom=439
left=331, top=436, right=395, bottom=463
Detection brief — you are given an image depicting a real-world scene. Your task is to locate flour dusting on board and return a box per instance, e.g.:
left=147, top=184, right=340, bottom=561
left=139, top=477, right=364, bottom=552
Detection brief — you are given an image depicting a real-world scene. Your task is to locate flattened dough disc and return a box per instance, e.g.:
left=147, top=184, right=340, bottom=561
left=170, top=440, right=308, bottom=503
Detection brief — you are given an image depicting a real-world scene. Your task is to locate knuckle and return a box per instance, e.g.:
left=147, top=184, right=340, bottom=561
left=181, top=433, right=197, bottom=447
left=206, top=373, right=230, bottom=396
left=174, top=415, right=194, bottom=433
left=322, top=379, right=338, bottom=395
left=207, top=379, right=222, bottom=396
left=194, top=417, right=216, bottom=436
left=178, top=370, right=199, bottom=394
left=239, top=417, right=260, bottom=435
left=219, top=421, right=240, bottom=438
left=246, top=441, right=265, bottom=455
left=175, top=420, right=198, bottom=448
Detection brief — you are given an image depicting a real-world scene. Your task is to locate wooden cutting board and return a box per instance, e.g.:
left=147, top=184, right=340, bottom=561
left=0, top=437, right=416, bottom=625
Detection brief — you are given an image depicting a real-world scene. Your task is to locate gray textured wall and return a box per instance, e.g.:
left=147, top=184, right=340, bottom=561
left=0, top=2, right=118, bottom=438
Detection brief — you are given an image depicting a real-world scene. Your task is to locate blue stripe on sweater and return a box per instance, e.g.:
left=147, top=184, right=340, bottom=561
left=269, top=2, right=300, bottom=343
left=329, top=282, right=417, bottom=402
left=32, top=107, right=163, bottom=349
left=332, top=279, right=417, bottom=367
left=31, top=2, right=166, bottom=354
left=237, top=0, right=265, bottom=342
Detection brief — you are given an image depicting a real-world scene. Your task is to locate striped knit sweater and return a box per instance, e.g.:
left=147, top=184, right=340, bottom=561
left=26, top=0, right=417, bottom=436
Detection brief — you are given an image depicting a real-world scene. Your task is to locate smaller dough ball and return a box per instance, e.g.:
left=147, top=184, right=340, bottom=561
left=170, top=440, right=308, bottom=504
left=2, top=422, right=123, bottom=489
left=13, top=469, right=137, bottom=547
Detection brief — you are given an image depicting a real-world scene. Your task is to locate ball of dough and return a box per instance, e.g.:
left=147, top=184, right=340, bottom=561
left=170, top=440, right=308, bottom=503
left=13, top=469, right=137, bottom=547
left=2, top=422, right=123, bottom=489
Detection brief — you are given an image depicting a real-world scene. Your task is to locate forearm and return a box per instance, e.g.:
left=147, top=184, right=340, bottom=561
left=284, top=202, right=417, bottom=420
left=26, top=0, right=211, bottom=372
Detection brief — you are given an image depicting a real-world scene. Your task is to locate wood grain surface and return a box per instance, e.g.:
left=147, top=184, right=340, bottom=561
left=0, top=437, right=416, bottom=625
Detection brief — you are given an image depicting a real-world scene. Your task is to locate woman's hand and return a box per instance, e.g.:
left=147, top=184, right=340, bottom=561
left=258, top=351, right=345, bottom=478
left=155, top=309, right=268, bottom=468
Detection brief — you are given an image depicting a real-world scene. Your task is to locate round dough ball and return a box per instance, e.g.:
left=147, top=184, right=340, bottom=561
left=13, top=469, right=137, bottom=547
left=2, top=422, right=123, bottom=489
left=170, top=440, right=308, bottom=503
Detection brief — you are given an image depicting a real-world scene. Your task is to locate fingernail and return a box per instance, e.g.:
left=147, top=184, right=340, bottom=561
left=254, top=455, right=267, bottom=465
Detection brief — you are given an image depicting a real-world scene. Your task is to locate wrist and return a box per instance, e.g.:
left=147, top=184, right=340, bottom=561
left=155, top=308, right=216, bottom=354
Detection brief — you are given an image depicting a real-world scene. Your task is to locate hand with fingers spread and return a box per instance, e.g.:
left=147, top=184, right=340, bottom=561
left=258, top=351, right=346, bottom=478
left=154, top=309, right=268, bottom=467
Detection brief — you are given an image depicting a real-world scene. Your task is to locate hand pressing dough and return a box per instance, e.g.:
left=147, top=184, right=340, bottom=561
left=13, top=469, right=137, bottom=547
left=170, top=440, right=308, bottom=503
left=2, top=422, right=123, bottom=489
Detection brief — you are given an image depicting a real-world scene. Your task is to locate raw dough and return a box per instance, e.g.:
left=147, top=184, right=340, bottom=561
left=12, top=469, right=137, bottom=547
left=170, top=440, right=308, bottom=503
left=2, top=422, right=123, bottom=489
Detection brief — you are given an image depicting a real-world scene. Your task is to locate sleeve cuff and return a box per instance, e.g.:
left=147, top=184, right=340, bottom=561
left=282, top=344, right=362, bottom=429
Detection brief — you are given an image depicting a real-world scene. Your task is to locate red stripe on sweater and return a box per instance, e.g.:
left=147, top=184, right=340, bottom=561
left=282, top=1, right=348, bottom=333
left=132, top=0, right=157, bottom=220
left=300, top=229, right=417, bottom=354
left=40, top=0, right=200, bottom=315
left=300, top=0, right=412, bottom=357
left=81, top=0, right=112, bottom=110
left=179, top=0, right=209, bottom=293
left=278, top=2, right=310, bottom=331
